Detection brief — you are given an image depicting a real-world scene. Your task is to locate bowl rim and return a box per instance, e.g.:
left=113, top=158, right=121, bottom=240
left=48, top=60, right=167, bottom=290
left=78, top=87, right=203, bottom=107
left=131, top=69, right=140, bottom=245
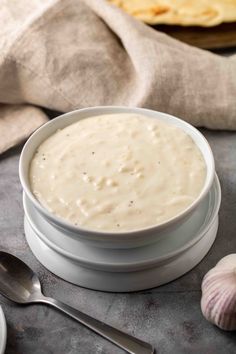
left=19, top=106, right=215, bottom=237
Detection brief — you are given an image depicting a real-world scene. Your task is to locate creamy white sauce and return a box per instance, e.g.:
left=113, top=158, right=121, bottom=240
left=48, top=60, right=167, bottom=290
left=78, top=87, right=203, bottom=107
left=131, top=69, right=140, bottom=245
left=30, top=113, right=206, bottom=232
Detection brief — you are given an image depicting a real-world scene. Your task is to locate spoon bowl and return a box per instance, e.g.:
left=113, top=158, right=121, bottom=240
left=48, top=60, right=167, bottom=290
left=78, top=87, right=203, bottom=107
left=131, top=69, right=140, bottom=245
left=0, top=252, right=42, bottom=304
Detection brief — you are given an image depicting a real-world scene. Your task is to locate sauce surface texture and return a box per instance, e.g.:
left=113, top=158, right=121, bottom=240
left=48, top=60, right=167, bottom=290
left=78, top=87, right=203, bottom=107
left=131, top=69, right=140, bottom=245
left=30, top=113, right=206, bottom=232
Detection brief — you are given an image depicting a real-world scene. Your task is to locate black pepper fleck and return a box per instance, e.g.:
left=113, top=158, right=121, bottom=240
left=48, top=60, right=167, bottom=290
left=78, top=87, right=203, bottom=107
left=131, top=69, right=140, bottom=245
left=92, top=152, right=95, bottom=155
left=117, top=224, right=120, bottom=227
left=128, top=200, right=134, bottom=207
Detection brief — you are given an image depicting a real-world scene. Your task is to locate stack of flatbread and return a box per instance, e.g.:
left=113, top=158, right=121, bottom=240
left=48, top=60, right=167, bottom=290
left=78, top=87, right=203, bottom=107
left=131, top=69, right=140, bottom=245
left=109, top=0, right=236, bottom=26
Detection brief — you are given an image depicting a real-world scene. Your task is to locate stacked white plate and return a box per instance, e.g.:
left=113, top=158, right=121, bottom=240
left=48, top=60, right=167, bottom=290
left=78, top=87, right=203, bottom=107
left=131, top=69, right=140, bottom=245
left=23, top=174, right=221, bottom=292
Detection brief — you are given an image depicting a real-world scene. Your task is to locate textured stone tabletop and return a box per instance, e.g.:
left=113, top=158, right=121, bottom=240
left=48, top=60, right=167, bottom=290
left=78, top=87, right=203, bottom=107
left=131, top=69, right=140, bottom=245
left=1, top=126, right=236, bottom=354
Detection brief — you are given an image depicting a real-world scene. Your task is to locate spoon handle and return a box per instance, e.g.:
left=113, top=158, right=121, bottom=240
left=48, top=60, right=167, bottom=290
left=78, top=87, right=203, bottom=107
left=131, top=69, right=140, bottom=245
left=40, top=296, right=154, bottom=354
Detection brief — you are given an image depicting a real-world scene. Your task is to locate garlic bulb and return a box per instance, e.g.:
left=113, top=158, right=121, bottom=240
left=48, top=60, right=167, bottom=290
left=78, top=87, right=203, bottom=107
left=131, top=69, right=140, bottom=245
left=201, top=254, right=236, bottom=331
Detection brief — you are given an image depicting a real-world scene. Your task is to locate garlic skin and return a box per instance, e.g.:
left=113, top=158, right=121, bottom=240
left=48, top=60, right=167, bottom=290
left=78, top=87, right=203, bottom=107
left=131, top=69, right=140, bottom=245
left=201, top=254, right=236, bottom=331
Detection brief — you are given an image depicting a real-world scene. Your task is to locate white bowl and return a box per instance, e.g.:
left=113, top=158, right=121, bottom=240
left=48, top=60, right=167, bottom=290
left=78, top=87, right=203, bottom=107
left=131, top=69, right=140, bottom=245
left=19, top=106, right=215, bottom=248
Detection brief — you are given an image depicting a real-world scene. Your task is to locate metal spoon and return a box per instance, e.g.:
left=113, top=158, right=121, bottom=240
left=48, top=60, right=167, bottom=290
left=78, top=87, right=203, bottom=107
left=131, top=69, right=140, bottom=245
left=0, top=252, right=154, bottom=354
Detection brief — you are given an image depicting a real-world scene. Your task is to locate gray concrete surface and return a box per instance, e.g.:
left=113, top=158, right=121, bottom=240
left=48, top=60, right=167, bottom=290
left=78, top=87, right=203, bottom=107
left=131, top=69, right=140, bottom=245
left=1, top=128, right=236, bottom=354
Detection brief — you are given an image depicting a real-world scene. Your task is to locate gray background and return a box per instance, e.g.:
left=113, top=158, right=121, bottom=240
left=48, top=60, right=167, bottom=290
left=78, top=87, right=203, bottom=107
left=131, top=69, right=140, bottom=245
left=1, top=108, right=236, bottom=353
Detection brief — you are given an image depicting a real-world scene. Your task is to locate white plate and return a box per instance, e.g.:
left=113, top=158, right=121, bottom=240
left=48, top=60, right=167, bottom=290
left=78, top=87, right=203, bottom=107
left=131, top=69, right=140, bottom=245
left=0, top=307, right=7, bottom=354
left=25, top=216, right=218, bottom=292
left=23, top=176, right=221, bottom=292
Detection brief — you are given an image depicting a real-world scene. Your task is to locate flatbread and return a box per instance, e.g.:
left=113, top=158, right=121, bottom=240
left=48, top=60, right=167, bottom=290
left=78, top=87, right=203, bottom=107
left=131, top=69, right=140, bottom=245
left=109, top=0, right=236, bottom=26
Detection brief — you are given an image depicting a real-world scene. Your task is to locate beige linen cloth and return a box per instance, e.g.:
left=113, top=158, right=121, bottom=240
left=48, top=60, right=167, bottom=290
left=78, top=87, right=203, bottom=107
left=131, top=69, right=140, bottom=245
left=1, top=0, right=236, bottom=154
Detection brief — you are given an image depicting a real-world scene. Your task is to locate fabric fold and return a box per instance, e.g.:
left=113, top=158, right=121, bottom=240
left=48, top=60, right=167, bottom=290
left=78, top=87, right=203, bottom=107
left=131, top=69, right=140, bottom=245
left=0, top=104, right=48, bottom=154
